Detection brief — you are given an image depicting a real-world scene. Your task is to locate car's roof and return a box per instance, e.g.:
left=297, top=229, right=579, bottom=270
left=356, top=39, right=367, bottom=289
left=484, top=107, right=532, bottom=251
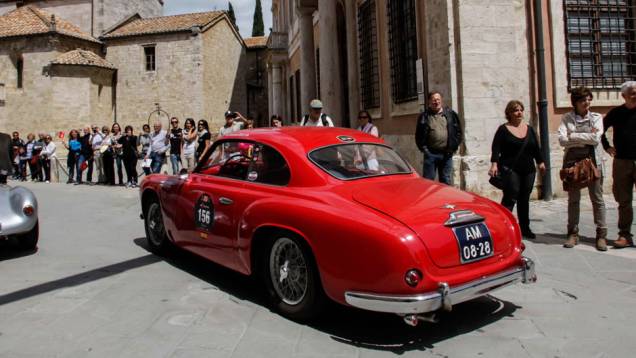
left=220, top=127, right=385, bottom=152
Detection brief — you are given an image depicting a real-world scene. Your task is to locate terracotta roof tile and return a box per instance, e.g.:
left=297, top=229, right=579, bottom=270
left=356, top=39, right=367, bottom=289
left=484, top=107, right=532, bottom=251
left=102, top=11, right=225, bottom=39
left=0, top=5, right=100, bottom=43
left=244, top=36, right=268, bottom=48
left=51, top=49, right=116, bottom=70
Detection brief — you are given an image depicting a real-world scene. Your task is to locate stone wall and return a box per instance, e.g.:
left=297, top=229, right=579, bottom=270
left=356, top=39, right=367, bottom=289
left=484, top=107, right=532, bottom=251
left=0, top=36, right=112, bottom=137
left=105, top=32, right=206, bottom=131
left=96, top=0, right=163, bottom=36
left=201, top=19, right=245, bottom=135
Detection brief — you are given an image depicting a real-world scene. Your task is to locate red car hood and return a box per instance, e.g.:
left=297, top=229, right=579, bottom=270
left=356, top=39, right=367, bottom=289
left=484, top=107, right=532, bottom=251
left=352, top=178, right=517, bottom=268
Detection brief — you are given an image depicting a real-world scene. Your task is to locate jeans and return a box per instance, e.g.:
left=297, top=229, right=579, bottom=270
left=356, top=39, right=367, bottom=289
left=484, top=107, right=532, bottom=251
left=69, top=154, right=85, bottom=183
left=423, top=151, right=453, bottom=185
left=170, top=153, right=181, bottom=175
left=612, top=158, right=636, bottom=238
left=501, top=170, right=536, bottom=231
left=115, top=155, right=124, bottom=184
left=150, top=152, right=165, bottom=174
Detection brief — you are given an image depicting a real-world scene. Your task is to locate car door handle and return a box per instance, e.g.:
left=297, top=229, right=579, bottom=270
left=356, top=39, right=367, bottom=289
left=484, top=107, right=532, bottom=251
left=219, top=197, right=233, bottom=205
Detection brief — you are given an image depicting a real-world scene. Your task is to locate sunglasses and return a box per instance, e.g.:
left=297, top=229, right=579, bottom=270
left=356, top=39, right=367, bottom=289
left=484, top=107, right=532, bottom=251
left=358, top=116, right=369, bottom=119
left=171, top=121, right=178, bottom=124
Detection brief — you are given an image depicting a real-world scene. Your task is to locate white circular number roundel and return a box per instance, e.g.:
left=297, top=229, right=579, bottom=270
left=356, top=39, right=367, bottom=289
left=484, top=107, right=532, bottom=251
left=194, top=194, right=214, bottom=232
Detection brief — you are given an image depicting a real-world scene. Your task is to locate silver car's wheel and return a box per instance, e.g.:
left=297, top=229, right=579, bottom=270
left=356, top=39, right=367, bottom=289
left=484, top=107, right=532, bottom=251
left=269, top=237, right=308, bottom=305
left=145, top=201, right=168, bottom=254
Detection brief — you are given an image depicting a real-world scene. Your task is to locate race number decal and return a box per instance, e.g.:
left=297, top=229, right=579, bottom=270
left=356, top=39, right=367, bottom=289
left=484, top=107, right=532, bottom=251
left=194, top=194, right=214, bottom=232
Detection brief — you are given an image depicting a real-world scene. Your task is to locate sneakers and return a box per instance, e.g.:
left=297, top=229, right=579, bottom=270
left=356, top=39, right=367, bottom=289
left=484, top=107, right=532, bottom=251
left=563, top=232, right=579, bottom=248
left=613, top=236, right=634, bottom=249
left=596, top=228, right=608, bottom=252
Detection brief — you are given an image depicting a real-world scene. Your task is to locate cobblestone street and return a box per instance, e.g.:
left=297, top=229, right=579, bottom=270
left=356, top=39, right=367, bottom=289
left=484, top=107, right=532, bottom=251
left=1, top=182, right=635, bottom=357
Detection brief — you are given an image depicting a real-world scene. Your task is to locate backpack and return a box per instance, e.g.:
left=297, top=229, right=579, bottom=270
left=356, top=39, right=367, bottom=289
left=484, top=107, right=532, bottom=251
left=301, top=113, right=330, bottom=127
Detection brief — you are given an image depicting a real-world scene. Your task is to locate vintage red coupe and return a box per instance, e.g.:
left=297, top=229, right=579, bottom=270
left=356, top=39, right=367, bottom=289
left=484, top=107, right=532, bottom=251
left=140, top=127, right=535, bottom=326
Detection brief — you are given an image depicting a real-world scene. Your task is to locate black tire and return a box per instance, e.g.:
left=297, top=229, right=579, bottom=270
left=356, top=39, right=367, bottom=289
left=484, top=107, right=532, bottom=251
left=17, top=221, right=39, bottom=251
left=264, top=235, right=325, bottom=321
left=144, top=200, right=170, bottom=255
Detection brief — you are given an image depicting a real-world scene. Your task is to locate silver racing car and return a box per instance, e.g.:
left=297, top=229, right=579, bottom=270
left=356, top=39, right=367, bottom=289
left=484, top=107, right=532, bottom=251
left=0, top=185, right=38, bottom=250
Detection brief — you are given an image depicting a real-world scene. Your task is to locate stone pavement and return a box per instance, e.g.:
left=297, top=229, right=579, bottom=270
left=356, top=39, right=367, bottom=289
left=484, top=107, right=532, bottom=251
left=0, top=182, right=635, bottom=357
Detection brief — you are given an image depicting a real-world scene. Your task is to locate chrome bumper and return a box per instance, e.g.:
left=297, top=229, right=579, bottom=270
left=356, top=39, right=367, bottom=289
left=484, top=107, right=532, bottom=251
left=345, top=257, right=536, bottom=314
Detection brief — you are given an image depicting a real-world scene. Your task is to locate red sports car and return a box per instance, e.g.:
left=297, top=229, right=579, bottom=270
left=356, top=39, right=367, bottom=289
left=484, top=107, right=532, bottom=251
left=140, top=127, right=535, bottom=326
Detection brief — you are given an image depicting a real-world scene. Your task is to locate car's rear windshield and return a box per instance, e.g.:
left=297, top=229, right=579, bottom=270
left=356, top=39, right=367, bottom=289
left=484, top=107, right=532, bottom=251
left=308, top=143, right=412, bottom=180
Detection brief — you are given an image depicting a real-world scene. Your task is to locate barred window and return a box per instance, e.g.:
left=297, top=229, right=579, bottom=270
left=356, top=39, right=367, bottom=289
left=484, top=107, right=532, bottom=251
left=564, top=0, right=636, bottom=89
left=358, top=0, right=380, bottom=109
left=387, top=0, right=417, bottom=103
left=144, top=46, right=156, bottom=72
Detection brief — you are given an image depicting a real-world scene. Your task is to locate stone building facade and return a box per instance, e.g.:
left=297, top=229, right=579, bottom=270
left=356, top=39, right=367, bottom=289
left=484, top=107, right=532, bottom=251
left=0, top=0, right=163, bottom=36
left=101, top=11, right=246, bottom=133
left=267, top=0, right=630, bottom=198
left=0, top=5, right=115, bottom=136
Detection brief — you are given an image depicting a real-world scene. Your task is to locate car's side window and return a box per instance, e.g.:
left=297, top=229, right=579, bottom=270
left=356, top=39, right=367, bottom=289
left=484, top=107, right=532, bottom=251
left=248, top=145, right=290, bottom=186
left=199, top=140, right=255, bottom=181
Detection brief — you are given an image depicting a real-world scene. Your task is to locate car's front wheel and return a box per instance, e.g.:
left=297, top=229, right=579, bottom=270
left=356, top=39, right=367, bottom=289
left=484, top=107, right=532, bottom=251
left=17, top=221, right=39, bottom=250
left=265, top=235, right=324, bottom=320
left=144, top=200, right=170, bottom=255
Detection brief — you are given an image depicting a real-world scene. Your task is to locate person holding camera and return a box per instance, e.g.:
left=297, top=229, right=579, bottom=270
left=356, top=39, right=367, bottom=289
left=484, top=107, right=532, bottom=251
left=219, top=111, right=246, bottom=138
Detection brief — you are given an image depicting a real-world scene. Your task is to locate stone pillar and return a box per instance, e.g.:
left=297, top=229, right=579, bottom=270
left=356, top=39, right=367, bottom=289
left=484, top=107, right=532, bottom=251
left=345, top=0, right=360, bottom=123
left=318, top=0, right=342, bottom=125
left=272, top=63, right=283, bottom=117
left=297, top=7, right=317, bottom=115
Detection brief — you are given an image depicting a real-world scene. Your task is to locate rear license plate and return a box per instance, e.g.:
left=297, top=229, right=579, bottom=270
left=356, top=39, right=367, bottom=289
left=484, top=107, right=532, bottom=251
left=452, top=222, right=494, bottom=264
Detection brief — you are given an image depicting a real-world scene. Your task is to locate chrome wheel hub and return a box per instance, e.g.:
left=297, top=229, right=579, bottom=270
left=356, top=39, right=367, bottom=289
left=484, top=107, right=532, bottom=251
left=269, top=238, right=308, bottom=305
left=147, top=203, right=164, bottom=246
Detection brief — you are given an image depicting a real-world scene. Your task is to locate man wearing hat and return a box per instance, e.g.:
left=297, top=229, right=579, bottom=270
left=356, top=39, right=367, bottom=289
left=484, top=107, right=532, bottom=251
left=300, top=99, right=335, bottom=127
left=219, top=111, right=247, bottom=138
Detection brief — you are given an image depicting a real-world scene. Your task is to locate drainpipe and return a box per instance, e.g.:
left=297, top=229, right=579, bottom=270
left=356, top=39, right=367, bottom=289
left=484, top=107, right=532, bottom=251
left=533, top=0, right=552, bottom=201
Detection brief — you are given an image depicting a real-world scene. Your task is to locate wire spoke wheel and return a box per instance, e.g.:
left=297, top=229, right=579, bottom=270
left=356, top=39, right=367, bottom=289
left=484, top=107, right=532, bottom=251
left=146, top=202, right=165, bottom=247
left=269, top=237, right=308, bottom=305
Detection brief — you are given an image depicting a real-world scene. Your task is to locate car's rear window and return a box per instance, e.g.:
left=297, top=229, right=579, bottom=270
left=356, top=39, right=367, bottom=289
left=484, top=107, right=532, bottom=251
left=309, top=144, right=412, bottom=180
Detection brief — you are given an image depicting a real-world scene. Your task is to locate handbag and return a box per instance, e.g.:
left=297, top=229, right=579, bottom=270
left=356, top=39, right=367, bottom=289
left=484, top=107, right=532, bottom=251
left=559, top=157, right=600, bottom=191
left=489, top=126, right=530, bottom=190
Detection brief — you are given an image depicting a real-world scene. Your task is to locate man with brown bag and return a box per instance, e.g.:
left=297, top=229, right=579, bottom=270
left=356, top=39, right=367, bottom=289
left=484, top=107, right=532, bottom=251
left=558, top=87, right=607, bottom=251
left=602, top=81, right=636, bottom=249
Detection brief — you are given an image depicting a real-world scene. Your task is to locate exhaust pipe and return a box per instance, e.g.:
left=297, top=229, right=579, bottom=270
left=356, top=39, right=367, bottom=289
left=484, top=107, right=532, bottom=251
left=402, top=313, right=439, bottom=327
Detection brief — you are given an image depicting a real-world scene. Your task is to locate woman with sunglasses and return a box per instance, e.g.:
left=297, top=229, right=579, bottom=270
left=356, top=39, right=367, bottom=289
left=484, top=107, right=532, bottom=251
left=182, top=118, right=197, bottom=172
left=111, top=123, right=125, bottom=185
left=118, top=125, right=139, bottom=187
left=356, top=110, right=379, bottom=137
left=196, top=119, right=211, bottom=161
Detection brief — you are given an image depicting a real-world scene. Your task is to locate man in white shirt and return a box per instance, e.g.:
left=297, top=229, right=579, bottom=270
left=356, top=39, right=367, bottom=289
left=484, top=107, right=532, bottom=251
left=300, top=99, right=335, bottom=127
left=90, top=125, right=105, bottom=184
left=145, top=121, right=169, bottom=174
left=41, top=134, right=56, bottom=183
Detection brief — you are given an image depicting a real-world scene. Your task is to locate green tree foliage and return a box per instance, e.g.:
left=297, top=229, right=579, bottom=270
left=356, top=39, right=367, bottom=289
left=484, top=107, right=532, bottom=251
left=228, top=2, right=238, bottom=32
left=252, top=0, right=264, bottom=37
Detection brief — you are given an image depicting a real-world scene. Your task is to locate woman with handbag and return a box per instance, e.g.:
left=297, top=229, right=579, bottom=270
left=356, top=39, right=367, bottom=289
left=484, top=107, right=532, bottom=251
left=558, top=87, right=607, bottom=251
left=489, top=100, right=546, bottom=239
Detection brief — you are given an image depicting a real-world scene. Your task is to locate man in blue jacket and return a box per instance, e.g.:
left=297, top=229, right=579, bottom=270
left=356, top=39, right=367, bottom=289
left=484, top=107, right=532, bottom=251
left=415, top=91, right=463, bottom=185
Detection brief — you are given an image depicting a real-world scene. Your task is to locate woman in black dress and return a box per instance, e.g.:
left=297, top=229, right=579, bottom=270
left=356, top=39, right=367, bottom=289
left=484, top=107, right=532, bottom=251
left=117, top=125, right=139, bottom=187
left=489, top=100, right=546, bottom=238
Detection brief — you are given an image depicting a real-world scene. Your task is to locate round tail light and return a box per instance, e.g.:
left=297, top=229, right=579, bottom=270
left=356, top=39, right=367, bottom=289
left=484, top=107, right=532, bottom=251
left=23, top=205, right=34, bottom=216
left=404, top=269, right=423, bottom=287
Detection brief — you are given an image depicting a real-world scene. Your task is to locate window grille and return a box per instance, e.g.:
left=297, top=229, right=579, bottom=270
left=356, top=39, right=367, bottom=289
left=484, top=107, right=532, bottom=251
left=144, top=46, right=156, bottom=72
left=358, top=0, right=380, bottom=109
left=564, top=0, right=636, bottom=89
left=387, top=0, right=417, bottom=103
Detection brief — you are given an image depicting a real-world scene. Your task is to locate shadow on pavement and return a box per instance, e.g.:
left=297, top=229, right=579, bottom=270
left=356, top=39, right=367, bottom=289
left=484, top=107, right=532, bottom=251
left=0, top=239, right=38, bottom=261
left=0, top=253, right=161, bottom=306
left=133, top=237, right=521, bottom=353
